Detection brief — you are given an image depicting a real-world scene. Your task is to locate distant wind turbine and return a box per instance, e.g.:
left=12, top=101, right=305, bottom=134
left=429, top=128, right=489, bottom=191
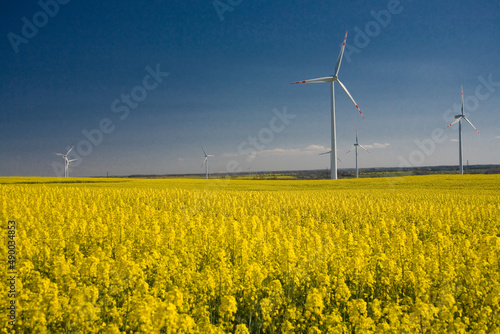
left=291, top=31, right=365, bottom=180
left=346, top=130, right=370, bottom=178
left=54, top=146, right=77, bottom=177
left=445, top=85, right=480, bottom=175
left=201, top=146, right=215, bottom=179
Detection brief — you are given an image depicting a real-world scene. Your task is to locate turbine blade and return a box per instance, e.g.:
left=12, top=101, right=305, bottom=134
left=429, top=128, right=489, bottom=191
left=201, top=146, right=207, bottom=157
left=54, top=153, right=64, bottom=156
left=346, top=147, right=354, bottom=154
left=463, top=117, right=480, bottom=134
left=336, top=79, right=364, bottom=119
left=461, top=85, right=464, bottom=116
left=290, top=76, right=335, bottom=84
left=358, top=144, right=370, bottom=153
left=319, top=150, right=332, bottom=155
left=445, top=117, right=462, bottom=129
left=68, top=159, right=78, bottom=163
left=66, top=146, right=74, bottom=155
left=334, top=31, right=348, bottom=77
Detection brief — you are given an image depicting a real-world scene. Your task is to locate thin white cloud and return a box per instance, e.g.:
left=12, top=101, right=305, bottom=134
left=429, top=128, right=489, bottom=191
left=259, top=148, right=294, bottom=155
left=257, top=147, right=306, bottom=156
left=374, top=142, right=390, bottom=149
left=222, top=145, right=329, bottom=158
left=450, top=139, right=459, bottom=142
left=223, top=143, right=392, bottom=159
left=495, top=136, right=500, bottom=139
left=304, top=144, right=328, bottom=151
left=363, top=143, right=390, bottom=149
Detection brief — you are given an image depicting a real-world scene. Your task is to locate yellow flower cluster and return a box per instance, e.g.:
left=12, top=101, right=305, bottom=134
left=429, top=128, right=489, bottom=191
left=1, top=175, right=499, bottom=333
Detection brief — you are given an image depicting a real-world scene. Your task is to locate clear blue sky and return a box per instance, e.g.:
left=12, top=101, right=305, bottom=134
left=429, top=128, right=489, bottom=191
left=1, top=0, right=499, bottom=176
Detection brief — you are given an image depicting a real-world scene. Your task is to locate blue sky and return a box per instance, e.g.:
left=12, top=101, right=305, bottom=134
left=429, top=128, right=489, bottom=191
left=1, top=0, right=499, bottom=176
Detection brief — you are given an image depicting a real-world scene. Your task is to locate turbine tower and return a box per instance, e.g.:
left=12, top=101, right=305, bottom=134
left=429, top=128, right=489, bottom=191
left=292, top=31, right=364, bottom=180
left=346, top=130, right=370, bottom=178
left=445, top=85, right=480, bottom=175
left=201, top=146, right=215, bottom=179
left=54, top=146, right=77, bottom=177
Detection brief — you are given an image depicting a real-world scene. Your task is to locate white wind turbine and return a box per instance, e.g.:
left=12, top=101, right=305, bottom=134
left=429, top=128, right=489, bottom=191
left=201, top=146, right=215, bottom=179
left=445, top=85, right=480, bottom=175
left=346, top=130, right=370, bottom=178
left=292, top=31, right=364, bottom=180
left=54, top=146, right=78, bottom=177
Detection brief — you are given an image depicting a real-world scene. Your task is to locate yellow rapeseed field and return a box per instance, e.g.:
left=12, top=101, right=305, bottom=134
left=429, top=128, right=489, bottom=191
left=1, top=175, right=500, bottom=333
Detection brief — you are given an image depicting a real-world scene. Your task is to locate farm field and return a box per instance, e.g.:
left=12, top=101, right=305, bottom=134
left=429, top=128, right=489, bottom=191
left=2, top=175, right=500, bottom=333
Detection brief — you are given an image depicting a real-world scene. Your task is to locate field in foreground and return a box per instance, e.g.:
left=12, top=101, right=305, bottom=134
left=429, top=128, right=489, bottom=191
left=1, top=175, right=500, bottom=333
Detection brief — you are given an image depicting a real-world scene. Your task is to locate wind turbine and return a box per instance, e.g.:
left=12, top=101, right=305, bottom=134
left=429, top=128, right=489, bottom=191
left=445, top=85, right=480, bottom=175
left=201, top=146, right=215, bottom=179
left=54, top=146, right=77, bottom=177
left=292, top=31, right=364, bottom=180
left=346, top=130, right=370, bottom=178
